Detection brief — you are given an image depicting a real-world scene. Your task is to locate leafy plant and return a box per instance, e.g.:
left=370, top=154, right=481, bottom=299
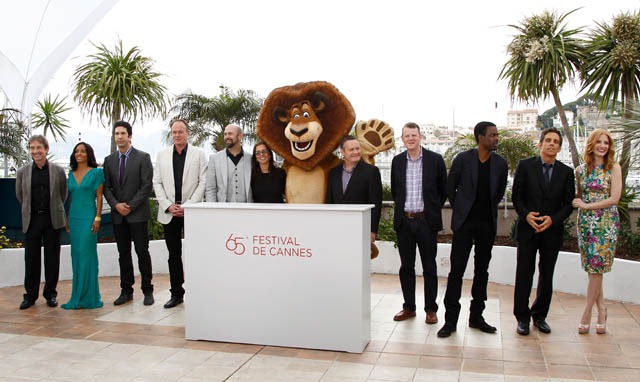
left=31, top=94, right=71, bottom=142
left=376, top=207, right=397, bottom=247
left=73, top=39, right=167, bottom=153
left=382, top=184, right=393, bottom=201
left=147, top=199, right=164, bottom=241
left=0, top=226, right=22, bottom=249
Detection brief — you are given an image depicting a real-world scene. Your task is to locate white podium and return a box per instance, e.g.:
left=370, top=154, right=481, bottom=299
left=182, top=203, right=371, bottom=353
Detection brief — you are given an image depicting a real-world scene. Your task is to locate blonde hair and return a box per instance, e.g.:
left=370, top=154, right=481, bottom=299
left=584, top=128, right=616, bottom=172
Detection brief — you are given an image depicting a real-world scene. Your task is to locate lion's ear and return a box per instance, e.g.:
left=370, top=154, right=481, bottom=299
left=311, top=92, right=330, bottom=113
left=273, top=106, right=289, bottom=126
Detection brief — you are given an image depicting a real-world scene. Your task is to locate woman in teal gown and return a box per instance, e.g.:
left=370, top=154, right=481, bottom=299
left=62, top=142, right=104, bottom=309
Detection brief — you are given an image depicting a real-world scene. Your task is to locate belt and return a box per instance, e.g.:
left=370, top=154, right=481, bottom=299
left=403, top=211, right=425, bottom=219
left=31, top=209, right=50, bottom=215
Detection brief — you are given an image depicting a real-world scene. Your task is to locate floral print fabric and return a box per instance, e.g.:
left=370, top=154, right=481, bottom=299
left=577, top=165, right=619, bottom=273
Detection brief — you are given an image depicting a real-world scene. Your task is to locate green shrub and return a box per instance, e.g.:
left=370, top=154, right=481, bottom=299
left=0, top=226, right=21, bottom=249
left=147, top=199, right=164, bottom=240
left=382, top=184, right=393, bottom=201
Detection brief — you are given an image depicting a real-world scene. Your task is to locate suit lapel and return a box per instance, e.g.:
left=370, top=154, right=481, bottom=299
left=122, top=148, right=136, bottom=185
left=470, top=150, right=478, bottom=191
left=182, top=146, right=194, bottom=183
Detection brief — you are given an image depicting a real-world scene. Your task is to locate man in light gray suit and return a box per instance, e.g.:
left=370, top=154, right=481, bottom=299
left=103, top=121, right=155, bottom=306
left=153, top=119, right=207, bottom=308
left=205, top=124, right=252, bottom=202
left=15, top=135, right=67, bottom=310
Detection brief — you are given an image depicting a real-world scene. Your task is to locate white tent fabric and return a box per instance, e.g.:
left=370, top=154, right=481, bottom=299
left=0, top=0, right=117, bottom=115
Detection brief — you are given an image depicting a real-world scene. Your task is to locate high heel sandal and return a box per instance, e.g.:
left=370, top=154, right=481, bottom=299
left=578, top=323, right=590, bottom=334
left=596, top=307, right=608, bottom=334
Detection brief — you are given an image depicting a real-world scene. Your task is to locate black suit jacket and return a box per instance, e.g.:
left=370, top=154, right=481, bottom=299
left=391, top=148, right=447, bottom=231
left=326, top=160, right=382, bottom=233
left=512, top=156, right=575, bottom=249
left=447, top=149, right=508, bottom=233
left=103, top=147, right=153, bottom=224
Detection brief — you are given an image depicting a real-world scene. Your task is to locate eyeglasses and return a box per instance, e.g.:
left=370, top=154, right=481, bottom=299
left=255, top=150, right=269, bottom=156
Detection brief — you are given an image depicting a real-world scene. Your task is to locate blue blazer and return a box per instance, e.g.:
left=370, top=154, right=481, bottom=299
left=447, top=149, right=508, bottom=233
left=391, top=148, right=447, bottom=231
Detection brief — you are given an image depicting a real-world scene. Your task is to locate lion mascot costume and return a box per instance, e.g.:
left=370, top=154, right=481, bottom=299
left=257, top=81, right=394, bottom=204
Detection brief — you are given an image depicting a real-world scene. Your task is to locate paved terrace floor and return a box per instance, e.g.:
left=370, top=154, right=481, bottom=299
left=0, top=274, right=638, bottom=381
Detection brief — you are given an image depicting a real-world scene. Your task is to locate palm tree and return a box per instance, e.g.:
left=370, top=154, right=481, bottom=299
left=31, top=94, right=71, bottom=142
left=499, top=9, right=584, bottom=168
left=444, top=130, right=538, bottom=175
left=72, top=40, right=167, bottom=153
left=582, top=11, right=640, bottom=184
left=0, top=108, right=29, bottom=173
left=170, top=85, right=262, bottom=150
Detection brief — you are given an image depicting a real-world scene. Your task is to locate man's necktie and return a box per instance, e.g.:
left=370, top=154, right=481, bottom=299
left=119, top=154, right=126, bottom=185
left=542, top=163, right=552, bottom=185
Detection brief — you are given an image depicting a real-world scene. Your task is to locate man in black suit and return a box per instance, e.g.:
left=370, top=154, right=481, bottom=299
left=326, top=135, right=382, bottom=244
left=390, top=122, right=447, bottom=324
left=512, top=127, right=575, bottom=335
left=103, top=121, right=155, bottom=306
left=437, top=122, right=508, bottom=338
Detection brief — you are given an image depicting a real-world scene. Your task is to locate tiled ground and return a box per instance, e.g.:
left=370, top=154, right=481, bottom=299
left=0, top=274, right=638, bottom=381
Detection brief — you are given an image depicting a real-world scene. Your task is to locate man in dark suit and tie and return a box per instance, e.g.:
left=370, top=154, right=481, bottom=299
left=512, top=127, right=575, bottom=335
left=390, top=122, right=447, bottom=324
left=103, top=120, right=155, bottom=306
left=15, top=135, right=67, bottom=309
left=437, top=122, right=508, bottom=337
left=326, top=135, right=383, bottom=246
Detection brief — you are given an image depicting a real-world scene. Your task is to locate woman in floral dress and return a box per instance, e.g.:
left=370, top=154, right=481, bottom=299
left=572, top=129, right=621, bottom=334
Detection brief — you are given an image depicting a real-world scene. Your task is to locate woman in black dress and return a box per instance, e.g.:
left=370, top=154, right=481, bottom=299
left=251, top=141, right=286, bottom=203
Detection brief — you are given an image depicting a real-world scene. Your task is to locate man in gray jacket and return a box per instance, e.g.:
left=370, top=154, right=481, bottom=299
left=15, top=135, right=67, bottom=309
left=205, top=124, right=252, bottom=202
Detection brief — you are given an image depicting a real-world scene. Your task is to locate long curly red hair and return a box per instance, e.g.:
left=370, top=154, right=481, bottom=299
left=584, top=128, right=616, bottom=172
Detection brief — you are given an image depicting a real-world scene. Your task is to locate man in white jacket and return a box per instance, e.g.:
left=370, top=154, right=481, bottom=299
left=153, top=119, right=207, bottom=308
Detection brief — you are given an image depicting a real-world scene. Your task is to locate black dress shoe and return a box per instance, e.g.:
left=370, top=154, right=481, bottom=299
left=534, top=319, right=551, bottom=334
left=46, top=297, right=58, bottom=307
left=113, top=293, right=133, bottom=306
left=143, top=294, right=155, bottom=306
left=517, top=321, right=530, bottom=335
left=163, top=297, right=184, bottom=309
left=19, top=299, right=35, bottom=310
left=469, top=318, right=497, bottom=334
left=437, top=323, right=457, bottom=338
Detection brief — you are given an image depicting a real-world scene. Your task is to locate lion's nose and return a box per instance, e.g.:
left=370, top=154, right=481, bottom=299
left=290, top=127, right=309, bottom=137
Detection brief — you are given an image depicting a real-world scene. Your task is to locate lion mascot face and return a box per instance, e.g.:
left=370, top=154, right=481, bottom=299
left=258, top=81, right=355, bottom=172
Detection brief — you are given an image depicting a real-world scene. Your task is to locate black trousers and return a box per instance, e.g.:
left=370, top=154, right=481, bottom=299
left=23, top=214, right=61, bottom=301
left=396, top=216, right=439, bottom=313
left=113, top=220, right=153, bottom=295
left=443, top=219, right=494, bottom=325
left=163, top=217, right=184, bottom=298
left=513, top=236, right=559, bottom=323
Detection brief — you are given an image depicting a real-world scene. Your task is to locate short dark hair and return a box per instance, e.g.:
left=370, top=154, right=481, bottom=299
left=473, top=121, right=496, bottom=143
left=114, top=120, right=132, bottom=136
left=28, top=135, right=49, bottom=150
left=70, top=142, right=98, bottom=170
left=540, top=127, right=563, bottom=146
left=339, top=135, right=358, bottom=149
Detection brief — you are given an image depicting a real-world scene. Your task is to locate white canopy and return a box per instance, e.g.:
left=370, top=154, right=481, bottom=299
left=0, top=0, right=117, bottom=115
